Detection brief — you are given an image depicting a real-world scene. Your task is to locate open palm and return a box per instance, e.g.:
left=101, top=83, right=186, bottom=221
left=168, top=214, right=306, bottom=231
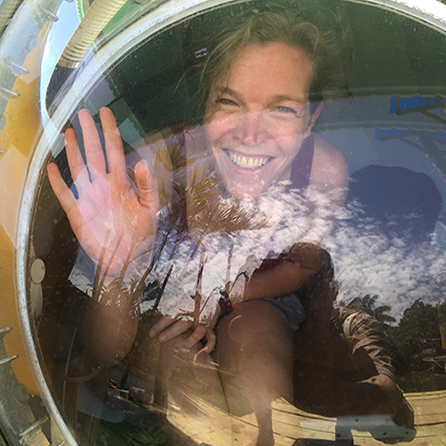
left=47, top=107, right=159, bottom=277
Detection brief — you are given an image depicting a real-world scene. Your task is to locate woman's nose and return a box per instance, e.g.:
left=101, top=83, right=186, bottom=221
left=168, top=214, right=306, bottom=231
left=237, top=111, right=267, bottom=146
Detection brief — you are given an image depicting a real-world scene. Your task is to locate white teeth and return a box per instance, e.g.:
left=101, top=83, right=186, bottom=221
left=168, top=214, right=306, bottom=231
left=227, top=151, right=270, bottom=169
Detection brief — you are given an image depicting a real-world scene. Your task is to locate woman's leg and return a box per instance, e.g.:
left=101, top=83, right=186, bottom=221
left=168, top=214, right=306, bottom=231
left=216, top=301, right=293, bottom=446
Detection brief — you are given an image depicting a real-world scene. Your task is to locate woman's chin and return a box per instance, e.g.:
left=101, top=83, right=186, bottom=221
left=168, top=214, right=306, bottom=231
left=226, top=182, right=267, bottom=200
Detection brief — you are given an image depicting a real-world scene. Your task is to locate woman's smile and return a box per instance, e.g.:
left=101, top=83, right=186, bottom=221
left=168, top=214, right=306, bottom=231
left=226, top=149, right=272, bottom=170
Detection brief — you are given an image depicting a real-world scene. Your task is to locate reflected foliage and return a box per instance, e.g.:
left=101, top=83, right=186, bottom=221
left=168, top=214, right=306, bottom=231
left=346, top=294, right=396, bottom=327
left=387, top=299, right=442, bottom=377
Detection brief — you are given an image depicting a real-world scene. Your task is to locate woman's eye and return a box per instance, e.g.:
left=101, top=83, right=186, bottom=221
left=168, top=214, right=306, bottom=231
left=217, top=98, right=237, bottom=106
left=275, top=106, right=296, bottom=114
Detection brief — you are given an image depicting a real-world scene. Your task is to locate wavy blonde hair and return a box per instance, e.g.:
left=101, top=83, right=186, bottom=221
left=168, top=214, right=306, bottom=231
left=190, top=11, right=348, bottom=122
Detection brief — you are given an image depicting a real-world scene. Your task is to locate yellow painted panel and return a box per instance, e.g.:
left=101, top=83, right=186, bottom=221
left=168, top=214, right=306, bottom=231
left=0, top=28, right=48, bottom=398
left=0, top=223, right=39, bottom=395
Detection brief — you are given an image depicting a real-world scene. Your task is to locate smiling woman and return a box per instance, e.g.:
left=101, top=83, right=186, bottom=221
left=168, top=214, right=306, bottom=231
left=4, top=0, right=446, bottom=445
left=196, top=11, right=348, bottom=199
left=203, top=41, right=348, bottom=200
left=204, top=42, right=321, bottom=199
left=42, top=11, right=352, bottom=446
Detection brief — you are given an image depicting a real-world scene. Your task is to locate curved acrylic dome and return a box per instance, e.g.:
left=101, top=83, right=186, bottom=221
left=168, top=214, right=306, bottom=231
left=1, top=0, right=446, bottom=445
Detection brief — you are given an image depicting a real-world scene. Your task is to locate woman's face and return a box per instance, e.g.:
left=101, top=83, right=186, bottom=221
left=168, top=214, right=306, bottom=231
left=205, top=42, right=318, bottom=199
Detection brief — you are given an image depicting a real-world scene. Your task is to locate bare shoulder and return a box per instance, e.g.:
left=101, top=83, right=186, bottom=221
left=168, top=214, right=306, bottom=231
left=310, top=133, right=349, bottom=190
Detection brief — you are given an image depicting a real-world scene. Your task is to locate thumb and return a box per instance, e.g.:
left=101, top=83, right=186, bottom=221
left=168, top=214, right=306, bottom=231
left=134, top=160, right=159, bottom=215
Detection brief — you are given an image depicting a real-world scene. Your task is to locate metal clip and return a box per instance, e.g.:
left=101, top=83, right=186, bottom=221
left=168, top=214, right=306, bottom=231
left=10, top=61, right=29, bottom=77
left=43, top=10, right=58, bottom=22
left=0, top=87, right=20, bottom=100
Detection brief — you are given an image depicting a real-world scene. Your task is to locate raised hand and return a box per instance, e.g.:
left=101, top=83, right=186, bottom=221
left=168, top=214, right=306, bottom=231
left=47, top=107, right=159, bottom=278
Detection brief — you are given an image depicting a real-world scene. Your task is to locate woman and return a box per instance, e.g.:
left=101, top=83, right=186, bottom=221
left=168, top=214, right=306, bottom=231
left=47, top=12, right=348, bottom=446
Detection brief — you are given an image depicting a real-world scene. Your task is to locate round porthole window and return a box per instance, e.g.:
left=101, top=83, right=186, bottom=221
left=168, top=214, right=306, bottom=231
left=1, top=1, right=446, bottom=445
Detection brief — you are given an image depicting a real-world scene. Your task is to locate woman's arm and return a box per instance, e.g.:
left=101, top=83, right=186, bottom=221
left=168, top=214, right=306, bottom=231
left=243, top=243, right=330, bottom=301
left=47, top=108, right=159, bottom=366
left=80, top=294, right=140, bottom=367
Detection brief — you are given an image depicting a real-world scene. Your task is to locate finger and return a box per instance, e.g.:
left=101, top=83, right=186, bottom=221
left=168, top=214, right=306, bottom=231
left=134, top=160, right=159, bottom=215
left=157, top=320, right=193, bottom=343
left=193, top=329, right=215, bottom=360
left=149, top=316, right=176, bottom=338
left=184, top=325, right=208, bottom=348
left=47, top=163, right=78, bottom=217
left=100, top=107, right=127, bottom=184
left=78, top=109, right=106, bottom=179
left=203, top=329, right=216, bottom=352
left=64, top=128, right=85, bottom=183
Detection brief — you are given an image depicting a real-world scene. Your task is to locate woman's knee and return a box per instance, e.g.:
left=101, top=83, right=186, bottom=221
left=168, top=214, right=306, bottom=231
left=217, top=301, right=291, bottom=349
